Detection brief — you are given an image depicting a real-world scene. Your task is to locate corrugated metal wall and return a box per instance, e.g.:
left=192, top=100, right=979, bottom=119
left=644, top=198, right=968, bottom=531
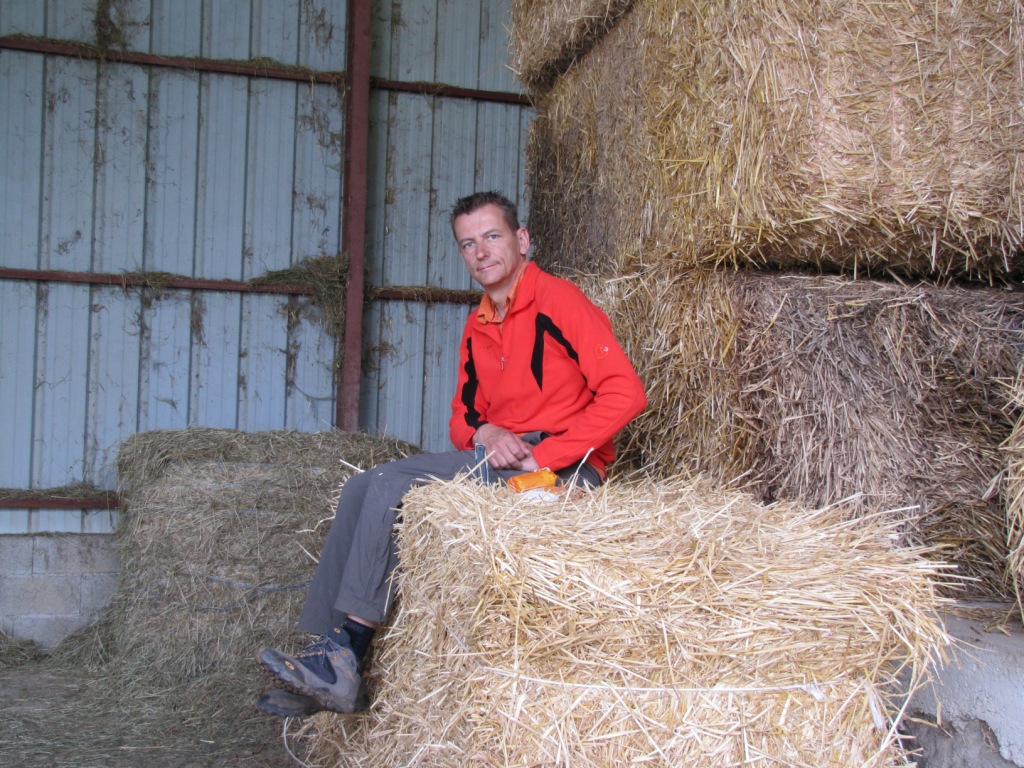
left=0, top=0, right=344, bottom=534
left=0, top=0, right=534, bottom=532
left=362, top=0, right=532, bottom=452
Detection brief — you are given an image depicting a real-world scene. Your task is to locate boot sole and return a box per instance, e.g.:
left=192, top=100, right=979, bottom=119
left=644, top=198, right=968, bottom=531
left=255, top=688, right=324, bottom=718
left=257, top=649, right=369, bottom=714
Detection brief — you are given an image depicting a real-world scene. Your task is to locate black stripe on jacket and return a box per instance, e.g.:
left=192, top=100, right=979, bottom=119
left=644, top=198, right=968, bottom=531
left=531, top=313, right=580, bottom=389
left=460, top=337, right=485, bottom=429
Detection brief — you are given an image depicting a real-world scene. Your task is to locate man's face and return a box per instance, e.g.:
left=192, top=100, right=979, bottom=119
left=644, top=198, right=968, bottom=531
left=454, top=203, right=530, bottom=299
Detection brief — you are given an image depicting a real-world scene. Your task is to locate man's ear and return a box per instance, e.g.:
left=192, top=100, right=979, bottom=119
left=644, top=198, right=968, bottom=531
left=518, top=227, right=531, bottom=256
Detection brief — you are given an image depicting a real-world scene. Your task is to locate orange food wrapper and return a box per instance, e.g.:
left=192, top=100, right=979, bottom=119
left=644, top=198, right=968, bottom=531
left=507, top=468, right=559, bottom=493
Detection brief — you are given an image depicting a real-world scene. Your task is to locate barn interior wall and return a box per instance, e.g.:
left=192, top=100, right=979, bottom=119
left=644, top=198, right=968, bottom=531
left=0, top=0, right=534, bottom=526
left=1, top=0, right=348, bottom=536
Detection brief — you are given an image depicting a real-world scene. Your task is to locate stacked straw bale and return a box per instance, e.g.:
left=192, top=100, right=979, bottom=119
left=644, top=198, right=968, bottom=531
left=111, top=428, right=414, bottom=737
left=578, top=269, right=1024, bottom=599
left=302, top=475, right=950, bottom=767
left=515, top=0, right=1024, bottom=599
left=508, top=0, right=635, bottom=90
left=524, top=0, right=1024, bottom=281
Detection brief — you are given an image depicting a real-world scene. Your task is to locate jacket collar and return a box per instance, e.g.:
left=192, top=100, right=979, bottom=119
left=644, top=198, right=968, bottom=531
left=476, top=260, right=535, bottom=324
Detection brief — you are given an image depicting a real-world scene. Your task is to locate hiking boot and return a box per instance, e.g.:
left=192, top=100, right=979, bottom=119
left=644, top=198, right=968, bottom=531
left=255, top=688, right=324, bottom=718
left=258, top=634, right=369, bottom=714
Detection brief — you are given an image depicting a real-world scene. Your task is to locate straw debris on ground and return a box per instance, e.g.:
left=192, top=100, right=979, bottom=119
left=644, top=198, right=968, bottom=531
left=0, top=428, right=415, bottom=767
left=578, top=268, right=1023, bottom=599
left=298, top=474, right=950, bottom=767
left=525, top=0, right=1024, bottom=281
left=0, top=631, right=43, bottom=671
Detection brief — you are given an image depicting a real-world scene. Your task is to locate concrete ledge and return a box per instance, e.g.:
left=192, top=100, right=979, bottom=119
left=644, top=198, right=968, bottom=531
left=0, top=537, right=34, bottom=577
left=5, top=615, right=100, bottom=650
left=0, top=574, right=83, bottom=615
left=0, top=534, right=119, bottom=651
left=32, top=534, right=120, bottom=574
left=905, top=605, right=1024, bottom=768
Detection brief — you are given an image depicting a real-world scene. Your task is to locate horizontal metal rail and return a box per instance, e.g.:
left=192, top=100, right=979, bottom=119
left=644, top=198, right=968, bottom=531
left=1, top=268, right=486, bottom=305
left=0, top=267, right=316, bottom=295
left=370, top=285, right=480, bottom=304
left=0, top=35, right=532, bottom=106
left=0, top=34, right=343, bottom=83
left=373, top=76, right=531, bottom=106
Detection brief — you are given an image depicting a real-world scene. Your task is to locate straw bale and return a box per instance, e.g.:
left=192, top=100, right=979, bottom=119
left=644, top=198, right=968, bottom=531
left=116, top=427, right=412, bottom=495
left=301, top=475, right=949, bottom=767
left=527, top=0, right=1024, bottom=281
left=110, top=428, right=415, bottom=738
left=508, top=0, right=635, bottom=91
left=581, top=268, right=1024, bottom=599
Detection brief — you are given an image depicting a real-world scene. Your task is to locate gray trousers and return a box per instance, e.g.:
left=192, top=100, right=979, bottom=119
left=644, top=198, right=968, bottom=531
left=298, top=448, right=600, bottom=634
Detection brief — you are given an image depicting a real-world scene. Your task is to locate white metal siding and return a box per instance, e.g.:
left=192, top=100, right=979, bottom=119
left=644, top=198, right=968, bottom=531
left=371, top=0, right=519, bottom=93
left=360, top=0, right=535, bottom=452
left=0, top=0, right=534, bottom=532
left=0, top=0, right=346, bottom=533
left=360, top=91, right=536, bottom=450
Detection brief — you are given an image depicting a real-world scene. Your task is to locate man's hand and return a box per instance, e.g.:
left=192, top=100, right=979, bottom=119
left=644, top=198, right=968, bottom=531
left=474, top=424, right=541, bottom=471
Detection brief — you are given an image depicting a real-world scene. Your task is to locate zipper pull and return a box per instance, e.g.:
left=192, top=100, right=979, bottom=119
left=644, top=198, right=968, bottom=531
left=501, top=356, right=505, bottom=370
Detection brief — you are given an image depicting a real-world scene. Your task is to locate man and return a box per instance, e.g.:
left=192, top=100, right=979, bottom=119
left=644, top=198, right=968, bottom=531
left=256, top=191, right=647, bottom=717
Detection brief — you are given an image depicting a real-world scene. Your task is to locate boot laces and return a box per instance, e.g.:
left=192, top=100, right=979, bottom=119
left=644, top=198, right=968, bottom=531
left=293, top=636, right=339, bottom=684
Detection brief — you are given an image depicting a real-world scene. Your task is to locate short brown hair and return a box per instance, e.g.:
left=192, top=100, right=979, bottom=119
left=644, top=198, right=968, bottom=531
left=450, top=191, right=520, bottom=235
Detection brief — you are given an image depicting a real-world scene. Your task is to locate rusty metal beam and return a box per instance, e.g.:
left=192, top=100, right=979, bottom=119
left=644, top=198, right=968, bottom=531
left=0, top=34, right=341, bottom=84
left=0, top=267, right=487, bottom=306
left=0, top=266, right=315, bottom=295
left=336, top=0, right=373, bottom=432
left=0, top=35, right=532, bottom=105
left=372, top=77, right=531, bottom=106
left=370, top=286, right=480, bottom=305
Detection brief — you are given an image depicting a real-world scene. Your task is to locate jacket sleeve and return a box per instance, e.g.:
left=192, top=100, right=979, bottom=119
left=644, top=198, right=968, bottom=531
left=529, top=281, right=647, bottom=472
left=449, top=315, right=487, bottom=449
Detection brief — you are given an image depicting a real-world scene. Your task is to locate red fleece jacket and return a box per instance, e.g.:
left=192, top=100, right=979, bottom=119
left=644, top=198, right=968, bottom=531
left=449, top=262, right=647, bottom=476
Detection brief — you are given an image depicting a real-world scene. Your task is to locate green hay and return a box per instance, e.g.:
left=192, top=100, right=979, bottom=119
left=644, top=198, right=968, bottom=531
left=251, top=253, right=349, bottom=338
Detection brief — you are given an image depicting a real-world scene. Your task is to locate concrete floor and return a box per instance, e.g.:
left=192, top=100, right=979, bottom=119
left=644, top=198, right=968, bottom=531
left=901, top=603, right=1024, bottom=768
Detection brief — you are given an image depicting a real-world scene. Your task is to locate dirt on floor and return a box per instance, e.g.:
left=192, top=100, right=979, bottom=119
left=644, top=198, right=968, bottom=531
left=0, top=662, right=302, bottom=768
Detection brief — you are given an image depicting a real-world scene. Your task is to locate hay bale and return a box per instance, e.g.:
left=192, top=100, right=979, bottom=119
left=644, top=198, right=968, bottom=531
left=526, top=0, right=1024, bottom=280
left=508, top=0, right=635, bottom=91
left=584, top=269, right=1024, bottom=599
left=301, top=475, right=949, bottom=767
left=110, top=428, right=415, bottom=742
